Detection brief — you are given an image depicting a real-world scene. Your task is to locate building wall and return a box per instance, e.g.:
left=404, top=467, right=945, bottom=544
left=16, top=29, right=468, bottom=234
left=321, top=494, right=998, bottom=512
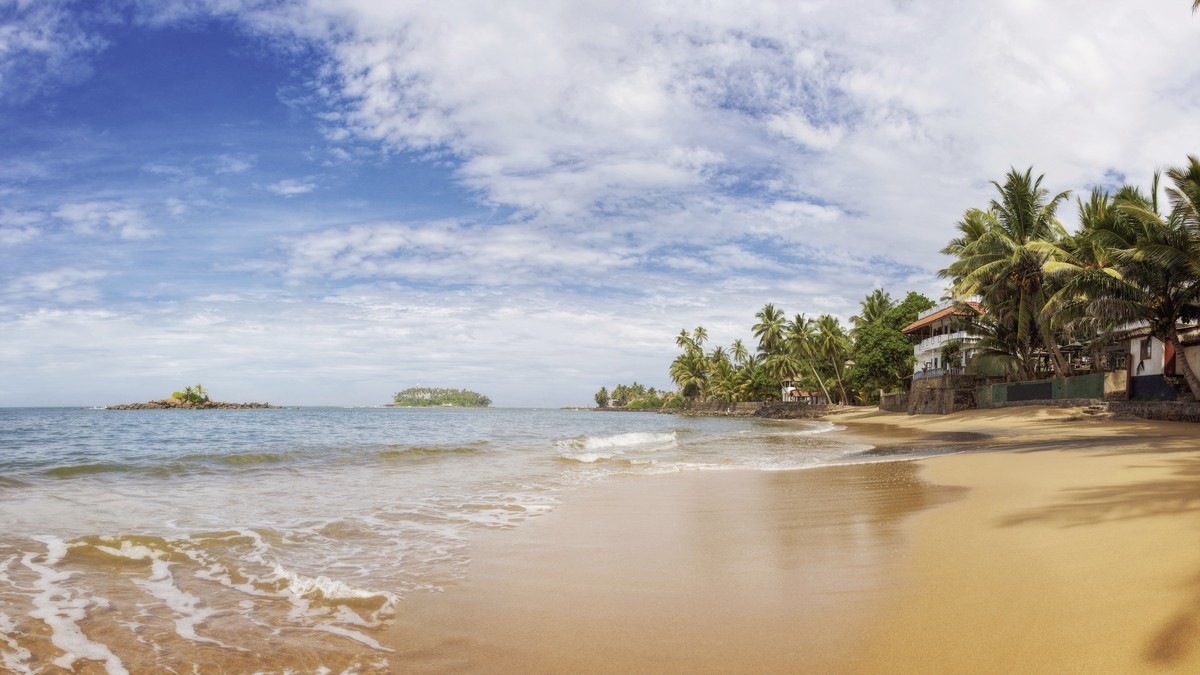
left=1132, top=336, right=1165, bottom=377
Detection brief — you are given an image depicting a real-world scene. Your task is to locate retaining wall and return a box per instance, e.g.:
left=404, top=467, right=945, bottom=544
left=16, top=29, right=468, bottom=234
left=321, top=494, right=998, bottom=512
left=1109, top=401, right=1200, bottom=422
left=879, top=391, right=908, bottom=413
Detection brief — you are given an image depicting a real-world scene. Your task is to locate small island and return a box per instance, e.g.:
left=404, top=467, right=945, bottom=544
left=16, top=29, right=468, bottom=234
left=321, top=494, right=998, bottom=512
left=106, top=384, right=280, bottom=410
left=387, top=386, right=492, bottom=408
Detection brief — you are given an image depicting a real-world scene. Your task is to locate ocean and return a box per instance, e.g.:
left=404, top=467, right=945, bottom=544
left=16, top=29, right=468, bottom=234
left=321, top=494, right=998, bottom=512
left=0, top=406, right=890, bottom=673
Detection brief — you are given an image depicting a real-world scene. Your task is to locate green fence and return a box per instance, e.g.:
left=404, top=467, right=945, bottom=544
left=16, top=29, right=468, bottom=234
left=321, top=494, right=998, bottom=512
left=990, top=372, right=1105, bottom=404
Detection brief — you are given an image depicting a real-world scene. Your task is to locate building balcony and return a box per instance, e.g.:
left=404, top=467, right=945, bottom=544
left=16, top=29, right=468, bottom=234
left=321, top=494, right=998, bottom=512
left=914, top=330, right=980, bottom=356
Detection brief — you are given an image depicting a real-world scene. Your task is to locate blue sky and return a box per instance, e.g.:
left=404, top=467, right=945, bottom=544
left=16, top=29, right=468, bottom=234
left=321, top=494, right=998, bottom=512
left=2, top=1, right=1199, bottom=406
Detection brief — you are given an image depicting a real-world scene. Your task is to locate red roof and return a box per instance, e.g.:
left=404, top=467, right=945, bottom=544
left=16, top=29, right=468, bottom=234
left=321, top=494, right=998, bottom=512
left=901, top=302, right=982, bottom=334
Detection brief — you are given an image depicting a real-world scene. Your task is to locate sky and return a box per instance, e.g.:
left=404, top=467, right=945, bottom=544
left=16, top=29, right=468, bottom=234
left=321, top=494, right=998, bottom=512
left=1, top=1, right=1199, bottom=407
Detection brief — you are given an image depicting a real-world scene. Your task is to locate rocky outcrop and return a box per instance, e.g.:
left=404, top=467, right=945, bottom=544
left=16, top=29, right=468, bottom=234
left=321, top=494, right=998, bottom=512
left=106, top=399, right=280, bottom=410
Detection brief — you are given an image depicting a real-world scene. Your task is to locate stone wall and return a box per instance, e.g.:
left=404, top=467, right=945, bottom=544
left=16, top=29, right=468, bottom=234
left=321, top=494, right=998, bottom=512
left=753, top=402, right=830, bottom=419
left=665, top=401, right=765, bottom=417
left=879, top=391, right=908, bottom=413
left=1109, top=401, right=1200, bottom=423
left=908, top=375, right=994, bottom=415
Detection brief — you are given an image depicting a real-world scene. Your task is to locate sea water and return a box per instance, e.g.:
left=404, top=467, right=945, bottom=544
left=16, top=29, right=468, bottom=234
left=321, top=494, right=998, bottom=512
left=0, top=406, right=895, bottom=673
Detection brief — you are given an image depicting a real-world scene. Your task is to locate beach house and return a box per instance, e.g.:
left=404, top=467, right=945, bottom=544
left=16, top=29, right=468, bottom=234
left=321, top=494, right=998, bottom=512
left=781, top=382, right=827, bottom=404
left=901, top=297, right=983, bottom=380
left=1117, top=326, right=1200, bottom=400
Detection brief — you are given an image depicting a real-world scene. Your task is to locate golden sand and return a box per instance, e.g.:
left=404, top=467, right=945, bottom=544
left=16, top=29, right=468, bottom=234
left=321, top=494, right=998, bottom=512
left=385, top=406, right=1200, bottom=673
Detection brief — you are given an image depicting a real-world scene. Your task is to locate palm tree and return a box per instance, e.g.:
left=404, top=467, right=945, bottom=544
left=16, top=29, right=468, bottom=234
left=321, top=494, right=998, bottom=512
left=1109, top=156, right=1200, bottom=398
left=692, top=326, right=708, bottom=349
left=851, top=289, right=894, bottom=337
left=784, top=313, right=834, bottom=403
left=730, top=339, right=749, bottom=366
left=815, top=314, right=851, bottom=403
left=675, top=329, right=696, bottom=352
left=941, top=167, right=1074, bottom=377
left=752, top=303, right=787, bottom=356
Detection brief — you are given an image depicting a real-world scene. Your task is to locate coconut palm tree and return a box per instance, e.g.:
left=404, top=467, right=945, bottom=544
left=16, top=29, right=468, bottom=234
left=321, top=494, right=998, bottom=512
left=1108, top=157, right=1200, bottom=398
left=753, top=303, right=787, bottom=356
left=940, top=167, right=1074, bottom=377
left=730, top=339, right=749, bottom=366
left=815, top=314, right=851, bottom=403
left=851, top=289, right=895, bottom=338
left=784, top=313, right=834, bottom=403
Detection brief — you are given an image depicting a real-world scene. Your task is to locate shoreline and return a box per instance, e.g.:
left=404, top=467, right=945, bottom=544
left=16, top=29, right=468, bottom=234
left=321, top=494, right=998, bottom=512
left=383, top=405, right=1200, bottom=672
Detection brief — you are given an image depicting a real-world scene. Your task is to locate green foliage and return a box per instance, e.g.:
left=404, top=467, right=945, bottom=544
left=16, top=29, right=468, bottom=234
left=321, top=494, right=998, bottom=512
left=173, top=384, right=210, bottom=404
left=392, top=387, right=492, bottom=407
left=599, top=381, right=666, bottom=409
left=594, top=386, right=609, bottom=408
left=626, top=396, right=664, bottom=410
left=847, top=292, right=934, bottom=401
left=940, top=339, right=964, bottom=369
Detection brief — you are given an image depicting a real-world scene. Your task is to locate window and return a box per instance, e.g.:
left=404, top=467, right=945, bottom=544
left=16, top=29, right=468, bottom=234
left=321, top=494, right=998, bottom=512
left=1140, top=338, right=1152, bottom=360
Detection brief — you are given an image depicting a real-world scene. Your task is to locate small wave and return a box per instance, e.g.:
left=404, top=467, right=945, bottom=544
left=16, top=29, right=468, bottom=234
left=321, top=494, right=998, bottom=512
left=555, top=431, right=677, bottom=464
left=0, top=476, right=29, bottom=489
left=273, top=565, right=394, bottom=606
left=574, top=431, right=677, bottom=450
left=43, top=463, right=131, bottom=478
left=771, top=421, right=845, bottom=436
left=175, top=450, right=304, bottom=466
left=376, top=444, right=486, bottom=460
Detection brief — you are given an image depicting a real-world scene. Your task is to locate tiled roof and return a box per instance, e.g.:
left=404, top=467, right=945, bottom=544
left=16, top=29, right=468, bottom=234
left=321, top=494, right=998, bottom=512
left=901, top=302, right=981, bottom=334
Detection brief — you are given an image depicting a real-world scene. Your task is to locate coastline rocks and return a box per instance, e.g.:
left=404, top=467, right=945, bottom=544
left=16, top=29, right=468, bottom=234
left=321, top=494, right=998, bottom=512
left=106, top=399, right=280, bottom=410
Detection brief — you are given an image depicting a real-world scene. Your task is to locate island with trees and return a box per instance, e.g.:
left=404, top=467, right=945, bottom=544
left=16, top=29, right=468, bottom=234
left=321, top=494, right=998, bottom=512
left=388, top=387, right=492, bottom=407
left=106, top=384, right=280, bottom=409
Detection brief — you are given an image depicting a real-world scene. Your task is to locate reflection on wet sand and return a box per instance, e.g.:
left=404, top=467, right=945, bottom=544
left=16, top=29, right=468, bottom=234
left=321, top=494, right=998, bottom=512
left=385, top=462, right=963, bottom=674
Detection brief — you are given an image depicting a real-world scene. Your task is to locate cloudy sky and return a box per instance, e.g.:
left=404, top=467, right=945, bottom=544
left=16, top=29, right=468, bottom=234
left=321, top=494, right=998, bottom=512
left=1, top=1, right=1198, bottom=407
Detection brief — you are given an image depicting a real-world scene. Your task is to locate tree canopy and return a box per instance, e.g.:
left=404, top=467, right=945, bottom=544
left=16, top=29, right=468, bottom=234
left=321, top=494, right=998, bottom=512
left=392, top=387, right=492, bottom=407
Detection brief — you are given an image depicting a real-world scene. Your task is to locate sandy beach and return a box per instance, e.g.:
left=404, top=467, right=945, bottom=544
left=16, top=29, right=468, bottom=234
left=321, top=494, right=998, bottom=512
left=385, top=406, right=1200, bottom=673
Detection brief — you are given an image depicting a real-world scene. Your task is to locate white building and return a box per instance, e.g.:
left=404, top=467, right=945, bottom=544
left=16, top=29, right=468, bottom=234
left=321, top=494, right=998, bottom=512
left=901, top=298, right=983, bottom=380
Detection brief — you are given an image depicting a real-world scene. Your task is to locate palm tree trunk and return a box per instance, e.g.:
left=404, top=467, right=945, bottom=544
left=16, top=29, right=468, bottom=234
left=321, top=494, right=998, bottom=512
left=807, top=363, right=834, bottom=405
left=1043, top=333, right=1073, bottom=378
left=831, top=361, right=849, bottom=404
left=1170, top=327, right=1200, bottom=400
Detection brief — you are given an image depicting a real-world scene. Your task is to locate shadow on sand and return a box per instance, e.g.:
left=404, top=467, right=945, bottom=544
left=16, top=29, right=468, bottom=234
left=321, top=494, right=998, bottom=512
left=995, top=455, right=1200, bottom=666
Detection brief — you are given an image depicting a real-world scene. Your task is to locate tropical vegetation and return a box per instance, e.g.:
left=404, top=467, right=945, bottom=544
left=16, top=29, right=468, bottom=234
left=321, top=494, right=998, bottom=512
left=661, top=290, right=932, bottom=407
left=593, top=382, right=681, bottom=409
left=171, top=384, right=209, bottom=404
left=392, top=387, right=492, bottom=407
left=941, top=154, right=1200, bottom=399
left=651, top=151, right=1200, bottom=409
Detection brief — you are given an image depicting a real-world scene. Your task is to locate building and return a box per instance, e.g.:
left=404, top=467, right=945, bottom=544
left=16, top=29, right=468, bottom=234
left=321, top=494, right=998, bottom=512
left=1120, top=326, right=1200, bottom=400
left=901, top=297, right=983, bottom=380
left=781, top=382, right=827, bottom=404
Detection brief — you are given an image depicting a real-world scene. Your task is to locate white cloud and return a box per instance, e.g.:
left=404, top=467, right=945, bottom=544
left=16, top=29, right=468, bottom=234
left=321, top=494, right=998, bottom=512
left=266, top=178, right=317, bottom=196
left=2, top=1, right=1199, bottom=406
left=0, top=209, right=43, bottom=245
left=0, top=1, right=107, bottom=103
left=282, top=220, right=635, bottom=285
left=214, top=153, right=255, bottom=174
left=4, top=267, right=107, bottom=304
left=53, top=201, right=155, bottom=240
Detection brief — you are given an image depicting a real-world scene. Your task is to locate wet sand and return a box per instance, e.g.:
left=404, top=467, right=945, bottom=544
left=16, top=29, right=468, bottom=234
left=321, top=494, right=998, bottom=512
left=387, top=462, right=964, bottom=673
left=386, top=406, right=1200, bottom=673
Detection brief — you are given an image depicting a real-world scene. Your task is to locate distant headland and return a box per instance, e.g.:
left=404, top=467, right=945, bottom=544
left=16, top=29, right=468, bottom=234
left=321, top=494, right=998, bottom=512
left=106, top=384, right=280, bottom=410
left=386, top=387, right=492, bottom=408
